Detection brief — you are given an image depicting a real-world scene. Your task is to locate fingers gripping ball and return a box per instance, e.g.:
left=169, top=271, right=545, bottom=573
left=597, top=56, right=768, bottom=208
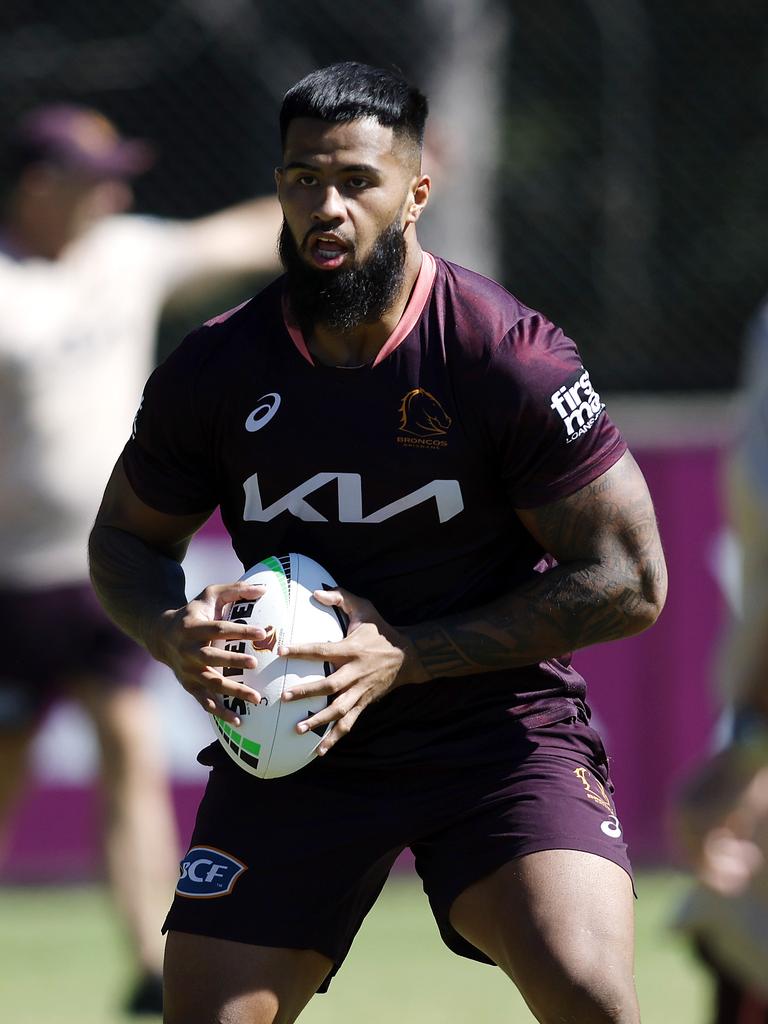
left=212, top=553, right=346, bottom=778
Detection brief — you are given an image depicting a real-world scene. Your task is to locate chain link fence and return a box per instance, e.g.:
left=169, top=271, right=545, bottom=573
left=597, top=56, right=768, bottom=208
left=1, top=0, right=766, bottom=390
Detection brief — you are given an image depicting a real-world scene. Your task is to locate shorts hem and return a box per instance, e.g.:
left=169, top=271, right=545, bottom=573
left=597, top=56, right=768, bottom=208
left=443, top=837, right=635, bottom=911
left=430, top=837, right=635, bottom=966
left=162, top=919, right=341, bottom=992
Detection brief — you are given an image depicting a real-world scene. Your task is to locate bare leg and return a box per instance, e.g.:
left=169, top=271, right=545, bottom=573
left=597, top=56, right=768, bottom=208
left=72, top=680, right=179, bottom=977
left=449, top=849, right=640, bottom=1024
left=0, top=726, right=36, bottom=862
left=164, top=932, right=332, bottom=1024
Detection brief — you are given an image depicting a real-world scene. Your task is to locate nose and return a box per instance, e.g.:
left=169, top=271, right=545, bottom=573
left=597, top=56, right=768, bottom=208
left=311, top=185, right=346, bottom=223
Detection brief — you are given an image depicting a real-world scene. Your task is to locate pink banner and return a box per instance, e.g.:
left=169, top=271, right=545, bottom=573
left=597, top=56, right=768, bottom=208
left=578, top=446, right=725, bottom=860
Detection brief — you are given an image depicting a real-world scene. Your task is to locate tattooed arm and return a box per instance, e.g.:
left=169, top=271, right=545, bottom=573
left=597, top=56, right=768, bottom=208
left=89, top=459, right=274, bottom=725
left=405, top=450, right=667, bottom=678
left=283, top=450, right=667, bottom=753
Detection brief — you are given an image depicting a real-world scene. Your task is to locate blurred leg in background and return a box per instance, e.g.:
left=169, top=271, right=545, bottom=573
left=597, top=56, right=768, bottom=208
left=0, top=584, right=179, bottom=1017
left=72, top=678, right=179, bottom=1016
left=674, top=303, right=768, bottom=1022
left=675, top=740, right=768, bottom=1024
left=0, top=722, right=38, bottom=861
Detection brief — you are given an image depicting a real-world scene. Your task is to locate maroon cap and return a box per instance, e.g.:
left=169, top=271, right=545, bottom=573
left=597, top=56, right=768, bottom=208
left=12, top=104, right=153, bottom=179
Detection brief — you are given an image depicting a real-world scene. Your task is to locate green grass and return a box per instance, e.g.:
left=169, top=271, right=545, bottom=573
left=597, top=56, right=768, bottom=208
left=0, top=871, right=709, bottom=1023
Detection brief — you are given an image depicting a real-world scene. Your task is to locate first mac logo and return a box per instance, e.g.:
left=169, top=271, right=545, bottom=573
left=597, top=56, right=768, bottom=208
left=176, top=846, right=247, bottom=898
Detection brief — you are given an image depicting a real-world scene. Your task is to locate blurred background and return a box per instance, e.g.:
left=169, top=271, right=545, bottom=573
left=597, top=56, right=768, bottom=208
left=1, top=1, right=766, bottom=1021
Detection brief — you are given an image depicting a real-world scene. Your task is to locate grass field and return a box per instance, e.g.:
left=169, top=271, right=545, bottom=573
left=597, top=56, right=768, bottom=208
left=0, top=871, right=709, bottom=1023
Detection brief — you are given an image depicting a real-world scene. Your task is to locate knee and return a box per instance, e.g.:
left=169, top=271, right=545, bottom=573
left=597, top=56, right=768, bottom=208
left=164, top=987, right=301, bottom=1024
left=90, top=690, right=166, bottom=781
left=510, top=960, right=640, bottom=1024
left=559, top=974, right=638, bottom=1024
left=164, top=1003, right=290, bottom=1024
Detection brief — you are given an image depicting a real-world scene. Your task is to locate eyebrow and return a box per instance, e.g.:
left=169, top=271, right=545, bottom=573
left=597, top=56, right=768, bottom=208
left=282, top=161, right=381, bottom=176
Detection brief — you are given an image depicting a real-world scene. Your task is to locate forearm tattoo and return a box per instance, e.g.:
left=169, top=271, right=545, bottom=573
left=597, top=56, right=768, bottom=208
left=408, top=455, right=667, bottom=679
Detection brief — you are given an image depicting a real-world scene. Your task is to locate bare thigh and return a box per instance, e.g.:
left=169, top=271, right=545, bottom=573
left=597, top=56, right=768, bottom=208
left=450, top=849, right=640, bottom=1024
left=68, top=677, right=164, bottom=775
left=0, top=726, right=36, bottom=852
left=164, top=931, right=333, bottom=1024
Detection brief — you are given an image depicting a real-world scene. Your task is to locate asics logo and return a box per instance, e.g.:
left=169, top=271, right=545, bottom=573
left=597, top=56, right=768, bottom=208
left=245, top=393, right=281, bottom=432
left=601, top=815, right=622, bottom=838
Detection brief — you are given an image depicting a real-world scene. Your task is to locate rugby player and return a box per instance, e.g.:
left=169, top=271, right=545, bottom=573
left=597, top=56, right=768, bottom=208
left=89, top=62, right=668, bottom=1024
left=674, top=296, right=768, bottom=1023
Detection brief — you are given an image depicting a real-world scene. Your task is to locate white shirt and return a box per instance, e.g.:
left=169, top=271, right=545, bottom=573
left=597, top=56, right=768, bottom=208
left=0, top=214, right=210, bottom=587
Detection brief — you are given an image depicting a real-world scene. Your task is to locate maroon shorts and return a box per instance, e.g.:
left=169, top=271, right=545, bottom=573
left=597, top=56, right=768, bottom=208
left=0, top=582, right=150, bottom=728
left=164, top=713, right=633, bottom=990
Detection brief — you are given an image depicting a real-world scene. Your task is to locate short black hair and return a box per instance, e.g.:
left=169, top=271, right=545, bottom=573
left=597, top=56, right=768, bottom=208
left=280, top=62, right=428, bottom=152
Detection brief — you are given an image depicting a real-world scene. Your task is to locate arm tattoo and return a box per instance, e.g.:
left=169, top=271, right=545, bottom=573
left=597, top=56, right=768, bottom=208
left=407, top=454, right=667, bottom=680
left=88, top=524, right=188, bottom=654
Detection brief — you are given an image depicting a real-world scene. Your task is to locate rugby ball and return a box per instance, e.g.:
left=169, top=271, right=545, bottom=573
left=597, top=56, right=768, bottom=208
left=212, top=553, right=346, bottom=779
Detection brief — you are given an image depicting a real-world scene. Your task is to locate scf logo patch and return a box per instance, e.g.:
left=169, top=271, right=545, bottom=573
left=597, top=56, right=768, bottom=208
left=176, top=846, right=247, bottom=899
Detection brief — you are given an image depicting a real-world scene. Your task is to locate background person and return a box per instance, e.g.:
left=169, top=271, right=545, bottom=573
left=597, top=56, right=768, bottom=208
left=674, top=299, right=768, bottom=1023
left=0, top=103, right=281, bottom=1015
left=90, top=62, right=667, bottom=1024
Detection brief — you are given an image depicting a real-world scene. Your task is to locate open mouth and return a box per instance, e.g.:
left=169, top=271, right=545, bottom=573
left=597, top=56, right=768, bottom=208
left=308, top=234, right=350, bottom=269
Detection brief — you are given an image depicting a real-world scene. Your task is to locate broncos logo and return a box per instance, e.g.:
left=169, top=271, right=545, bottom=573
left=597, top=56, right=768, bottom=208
left=573, top=767, right=613, bottom=813
left=251, top=625, right=278, bottom=653
left=398, top=388, right=452, bottom=437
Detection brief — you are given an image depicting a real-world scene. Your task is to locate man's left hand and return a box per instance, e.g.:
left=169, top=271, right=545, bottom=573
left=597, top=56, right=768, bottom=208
left=279, top=588, right=427, bottom=754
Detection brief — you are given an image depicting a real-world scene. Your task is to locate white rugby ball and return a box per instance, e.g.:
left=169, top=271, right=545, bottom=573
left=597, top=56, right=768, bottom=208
left=212, top=553, right=346, bottom=779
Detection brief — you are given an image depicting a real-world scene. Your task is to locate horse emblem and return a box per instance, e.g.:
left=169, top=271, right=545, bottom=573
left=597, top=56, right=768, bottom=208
left=251, top=625, right=278, bottom=653
left=398, top=388, right=452, bottom=437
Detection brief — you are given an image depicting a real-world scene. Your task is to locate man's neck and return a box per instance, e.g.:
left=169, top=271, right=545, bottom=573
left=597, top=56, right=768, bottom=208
left=307, top=244, right=424, bottom=367
left=2, top=215, right=67, bottom=261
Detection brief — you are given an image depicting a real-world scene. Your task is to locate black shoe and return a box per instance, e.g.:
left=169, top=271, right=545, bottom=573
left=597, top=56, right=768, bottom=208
left=124, top=971, right=163, bottom=1016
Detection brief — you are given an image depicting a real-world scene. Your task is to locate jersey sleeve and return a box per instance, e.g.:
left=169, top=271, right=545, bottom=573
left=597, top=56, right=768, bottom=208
left=121, top=331, right=219, bottom=515
left=484, top=314, right=627, bottom=508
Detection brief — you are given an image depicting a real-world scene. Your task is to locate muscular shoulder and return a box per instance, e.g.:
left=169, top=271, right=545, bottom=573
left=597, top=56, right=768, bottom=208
left=167, top=277, right=283, bottom=373
left=432, top=257, right=566, bottom=376
left=139, top=278, right=284, bottom=440
left=433, top=257, right=535, bottom=342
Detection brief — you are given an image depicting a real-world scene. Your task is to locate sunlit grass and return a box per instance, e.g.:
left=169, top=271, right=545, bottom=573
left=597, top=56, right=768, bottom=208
left=0, top=871, right=709, bottom=1023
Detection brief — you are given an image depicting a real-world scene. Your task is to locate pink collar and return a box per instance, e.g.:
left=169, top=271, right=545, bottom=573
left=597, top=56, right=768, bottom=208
left=282, top=251, right=437, bottom=368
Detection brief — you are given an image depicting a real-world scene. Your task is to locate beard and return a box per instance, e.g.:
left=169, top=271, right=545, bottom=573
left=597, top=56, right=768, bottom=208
left=279, top=216, right=407, bottom=333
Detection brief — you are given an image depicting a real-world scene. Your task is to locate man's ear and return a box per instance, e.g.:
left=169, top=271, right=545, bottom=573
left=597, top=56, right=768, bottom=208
left=274, top=166, right=283, bottom=188
left=405, top=174, right=431, bottom=225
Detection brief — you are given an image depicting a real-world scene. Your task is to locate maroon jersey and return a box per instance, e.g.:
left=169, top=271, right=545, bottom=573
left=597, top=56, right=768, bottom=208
left=124, top=254, right=627, bottom=765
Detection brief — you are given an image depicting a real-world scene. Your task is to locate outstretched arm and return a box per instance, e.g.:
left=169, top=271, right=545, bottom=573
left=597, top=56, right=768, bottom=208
left=161, top=194, right=283, bottom=312
left=179, top=195, right=283, bottom=276
left=283, top=451, right=667, bottom=751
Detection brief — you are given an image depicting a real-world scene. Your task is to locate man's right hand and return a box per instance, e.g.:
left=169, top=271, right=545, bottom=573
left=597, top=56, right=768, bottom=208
left=149, top=581, right=268, bottom=725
